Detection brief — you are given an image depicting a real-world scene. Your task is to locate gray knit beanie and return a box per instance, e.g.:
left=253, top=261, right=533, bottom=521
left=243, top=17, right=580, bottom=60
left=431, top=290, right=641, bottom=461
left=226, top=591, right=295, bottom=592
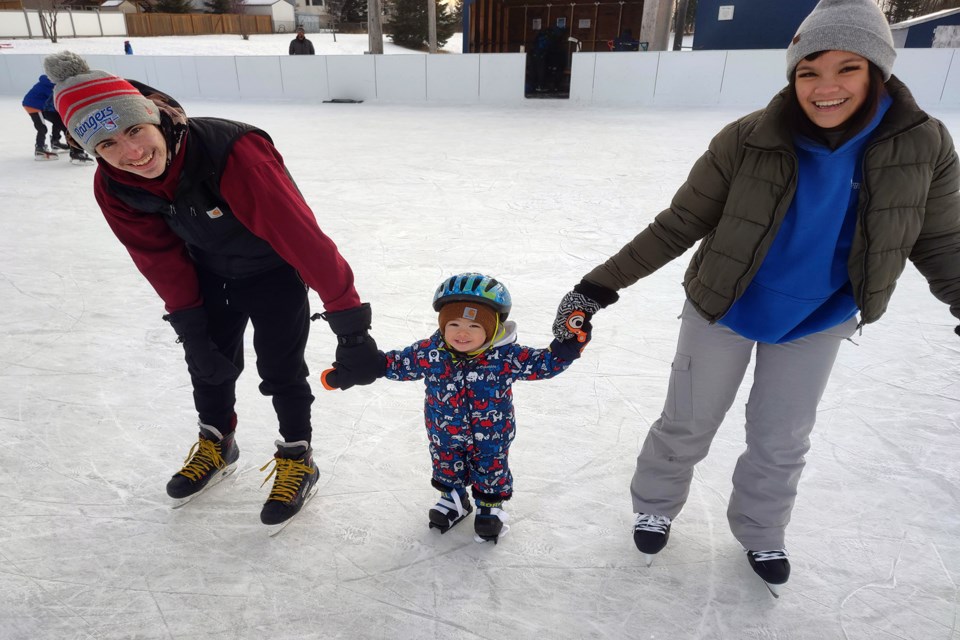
left=786, top=0, right=896, bottom=81
left=43, top=51, right=160, bottom=155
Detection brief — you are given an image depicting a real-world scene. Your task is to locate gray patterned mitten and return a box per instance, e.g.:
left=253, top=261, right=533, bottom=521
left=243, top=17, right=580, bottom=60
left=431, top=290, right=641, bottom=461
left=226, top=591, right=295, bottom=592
left=552, top=280, right=619, bottom=341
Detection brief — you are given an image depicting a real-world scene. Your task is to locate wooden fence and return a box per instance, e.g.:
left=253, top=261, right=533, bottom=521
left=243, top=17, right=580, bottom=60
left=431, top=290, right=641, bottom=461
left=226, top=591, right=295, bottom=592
left=124, top=13, right=272, bottom=37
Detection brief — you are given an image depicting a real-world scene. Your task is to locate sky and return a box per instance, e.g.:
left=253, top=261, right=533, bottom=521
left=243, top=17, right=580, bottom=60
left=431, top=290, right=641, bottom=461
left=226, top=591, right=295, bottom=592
left=2, top=34, right=960, bottom=640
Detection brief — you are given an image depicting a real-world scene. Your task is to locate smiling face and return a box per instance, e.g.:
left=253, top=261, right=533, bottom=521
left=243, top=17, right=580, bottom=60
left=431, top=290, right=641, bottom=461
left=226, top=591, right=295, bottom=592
left=794, top=50, right=871, bottom=130
left=443, top=319, right=488, bottom=353
left=94, top=123, right=168, bottom=178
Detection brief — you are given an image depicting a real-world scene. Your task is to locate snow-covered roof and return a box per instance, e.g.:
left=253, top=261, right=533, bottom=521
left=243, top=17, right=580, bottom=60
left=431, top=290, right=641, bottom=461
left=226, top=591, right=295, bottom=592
left=242, top=0, right=283, bottom=5
left=100, top=0, right=130, bottom=5
left=890, top=7, right=960, bottom=30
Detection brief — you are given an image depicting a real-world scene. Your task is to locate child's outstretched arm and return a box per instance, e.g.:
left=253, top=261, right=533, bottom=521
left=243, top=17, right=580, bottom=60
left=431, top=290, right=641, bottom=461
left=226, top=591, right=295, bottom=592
left=507, top=320, right=592, bottom=382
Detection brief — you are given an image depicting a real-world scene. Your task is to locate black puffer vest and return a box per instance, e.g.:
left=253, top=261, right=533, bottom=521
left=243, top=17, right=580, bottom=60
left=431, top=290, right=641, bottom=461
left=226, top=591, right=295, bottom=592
left=107, top=117, right=287, bottom=279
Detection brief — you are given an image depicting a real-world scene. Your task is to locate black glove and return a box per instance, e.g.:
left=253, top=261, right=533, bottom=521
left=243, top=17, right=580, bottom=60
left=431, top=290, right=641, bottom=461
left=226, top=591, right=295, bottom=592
left=317, top=303, right=385, bottom=390
left=553, top=279, right=619, bottom=341
left=163, top=307, right=240, bottom=386
left=550, top=319, right=592, bottom=361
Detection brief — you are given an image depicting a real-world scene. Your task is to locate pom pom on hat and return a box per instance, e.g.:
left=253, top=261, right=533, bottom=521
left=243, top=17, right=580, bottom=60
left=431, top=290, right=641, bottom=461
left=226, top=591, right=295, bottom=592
left=42, top=50, right=161, bottom=156
left=786, top=0, right=896, bottom=81
left=43, top=50, right=91, bottom=83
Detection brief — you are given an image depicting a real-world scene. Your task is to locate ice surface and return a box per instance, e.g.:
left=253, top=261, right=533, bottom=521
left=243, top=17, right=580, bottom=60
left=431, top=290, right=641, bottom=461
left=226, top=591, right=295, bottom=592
left=2, top=41, right=959, bottom=640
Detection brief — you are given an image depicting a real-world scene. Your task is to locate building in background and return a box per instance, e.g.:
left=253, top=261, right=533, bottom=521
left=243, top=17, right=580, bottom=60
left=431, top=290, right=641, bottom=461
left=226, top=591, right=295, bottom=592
left=462, top=0, right=645, bottom=54
left=692, top=0, right=817, bottom=50
left=290, top=0, right=333, bottom=31
left=244, top=0, right=296, bottom=31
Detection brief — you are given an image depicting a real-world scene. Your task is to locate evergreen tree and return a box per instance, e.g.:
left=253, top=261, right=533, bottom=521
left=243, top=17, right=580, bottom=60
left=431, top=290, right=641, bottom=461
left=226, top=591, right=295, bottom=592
left=205, top=0, right=233, bottom=13
left=340, top=0, right=368, bottom=22
left=154, top=0, right=193, bottom=12
left=389, top=0, right=458, bottom=49
left=450, top=0, right=463, bottom=27
left=881, top=0, right=960, bottom=22
left=882, top=0, right=923, bottom=22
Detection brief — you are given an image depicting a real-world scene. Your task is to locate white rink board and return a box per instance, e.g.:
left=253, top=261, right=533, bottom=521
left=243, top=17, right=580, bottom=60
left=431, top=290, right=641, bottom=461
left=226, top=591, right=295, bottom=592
left=0, top=48, right=957, bottom=108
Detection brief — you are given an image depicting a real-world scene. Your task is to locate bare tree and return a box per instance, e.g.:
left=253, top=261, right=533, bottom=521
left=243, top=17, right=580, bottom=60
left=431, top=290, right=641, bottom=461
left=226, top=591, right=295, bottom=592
left=326, top=0, right=347, bottom=39
left=36, top=0, right=70, bottom=43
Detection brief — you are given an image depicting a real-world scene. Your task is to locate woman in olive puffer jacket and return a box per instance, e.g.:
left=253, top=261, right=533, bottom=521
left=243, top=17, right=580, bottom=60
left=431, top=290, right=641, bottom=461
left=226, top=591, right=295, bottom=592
left=550, top=0, right=959, bottom=594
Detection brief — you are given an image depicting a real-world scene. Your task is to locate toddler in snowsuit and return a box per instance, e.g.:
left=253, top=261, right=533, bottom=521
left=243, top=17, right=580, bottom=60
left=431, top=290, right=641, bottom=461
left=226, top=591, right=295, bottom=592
left=324, top=273, right=590, bottom=542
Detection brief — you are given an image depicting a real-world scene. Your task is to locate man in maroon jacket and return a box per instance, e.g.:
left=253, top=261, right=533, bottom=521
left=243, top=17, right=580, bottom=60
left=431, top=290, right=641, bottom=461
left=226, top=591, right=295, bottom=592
left=44, top=51, right=382, bottom=528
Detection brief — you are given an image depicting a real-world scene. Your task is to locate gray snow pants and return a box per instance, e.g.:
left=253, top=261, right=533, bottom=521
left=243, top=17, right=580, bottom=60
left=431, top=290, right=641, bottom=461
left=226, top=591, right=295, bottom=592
left=631, top=300, right=858, bottom=550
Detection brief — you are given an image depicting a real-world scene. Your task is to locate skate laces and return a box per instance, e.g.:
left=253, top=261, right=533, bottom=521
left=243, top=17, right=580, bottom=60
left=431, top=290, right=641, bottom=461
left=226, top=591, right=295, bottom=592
left=260, top=456, right=316, bottom=502
left=749, top=549, right=788, bottom=562
left=177, top=438, right=227, bottom=481
left=634, top=513, right=671, bottom=534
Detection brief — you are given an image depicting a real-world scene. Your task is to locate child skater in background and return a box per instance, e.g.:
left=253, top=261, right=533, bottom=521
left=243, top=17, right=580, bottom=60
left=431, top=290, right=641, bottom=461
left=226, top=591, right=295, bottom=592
left=323, top=273, right=591, bottom=543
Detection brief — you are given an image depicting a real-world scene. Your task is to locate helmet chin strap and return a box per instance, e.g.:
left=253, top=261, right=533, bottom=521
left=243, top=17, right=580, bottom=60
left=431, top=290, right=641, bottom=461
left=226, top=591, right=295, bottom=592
left=445, top=316, right=503, bottom=360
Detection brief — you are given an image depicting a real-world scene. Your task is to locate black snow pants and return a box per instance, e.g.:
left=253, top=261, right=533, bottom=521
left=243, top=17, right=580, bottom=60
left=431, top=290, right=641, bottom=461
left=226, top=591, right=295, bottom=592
left=192, top=264, right=315, bottom=443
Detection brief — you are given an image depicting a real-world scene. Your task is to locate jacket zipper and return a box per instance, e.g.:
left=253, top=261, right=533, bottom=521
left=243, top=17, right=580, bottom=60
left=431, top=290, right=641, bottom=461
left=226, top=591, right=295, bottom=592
left=714, top=146, right=797, bottom=322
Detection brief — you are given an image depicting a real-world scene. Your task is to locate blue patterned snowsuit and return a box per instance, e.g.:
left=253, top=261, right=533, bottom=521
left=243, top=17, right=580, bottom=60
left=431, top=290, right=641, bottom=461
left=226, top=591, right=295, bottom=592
left=384, top=322, right=575, bottom=501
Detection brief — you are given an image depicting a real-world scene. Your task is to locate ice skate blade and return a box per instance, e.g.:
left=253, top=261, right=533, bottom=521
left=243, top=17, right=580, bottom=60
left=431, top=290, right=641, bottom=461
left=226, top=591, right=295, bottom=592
left=170, top=462, right=237, bottom=509
left=474, top=523, right=510, bottom=544
left=763, top=581, right=783, bottom=598
left=643, top=553, right=655, bottom=567
left=266, top=482, right=319, bottom=537
left=428, top=511, right=470, bottom=534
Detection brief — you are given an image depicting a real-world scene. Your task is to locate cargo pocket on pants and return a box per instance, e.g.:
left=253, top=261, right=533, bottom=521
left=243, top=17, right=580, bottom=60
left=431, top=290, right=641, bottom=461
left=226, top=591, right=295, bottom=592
left=662, top=353, right=693, bottom=425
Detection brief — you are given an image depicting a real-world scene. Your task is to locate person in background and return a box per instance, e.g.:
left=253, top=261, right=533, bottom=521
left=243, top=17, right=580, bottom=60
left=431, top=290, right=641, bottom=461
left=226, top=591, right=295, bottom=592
left=124, top=40, right=133, bottom=55
left=43, top=51, right=383, bottom=529
left=551, top=0, right=959, bottom=596
left=22, top=74, right=68, bottom=159
left=289, top=26, right=315, bottom=55
left=613, top=29, right=640, bottom=51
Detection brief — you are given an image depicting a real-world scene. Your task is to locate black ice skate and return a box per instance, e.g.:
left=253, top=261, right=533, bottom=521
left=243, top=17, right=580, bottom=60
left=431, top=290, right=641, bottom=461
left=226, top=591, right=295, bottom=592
left=428, top=489, right=472, bottom=534
left=633, top=513, right=672, bottom=566
left=35, top=145, right=58, bottom=161
left=50, top=138, right=71, bottom=151
left=473, top=500, right=509, bottom=544
left=166, top=423, right=239, bottom=507
left=259, top=440, right=319, bottom=534
left=69, top=148, right=94, bottom=165
left=746, top=549, right=790, bottom=598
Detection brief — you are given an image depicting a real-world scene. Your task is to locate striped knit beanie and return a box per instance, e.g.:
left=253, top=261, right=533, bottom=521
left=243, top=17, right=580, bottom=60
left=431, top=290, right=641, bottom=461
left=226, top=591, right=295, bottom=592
left=786, top=0, right=896, bottom=81
left=43, top=51, right=160, bottom=155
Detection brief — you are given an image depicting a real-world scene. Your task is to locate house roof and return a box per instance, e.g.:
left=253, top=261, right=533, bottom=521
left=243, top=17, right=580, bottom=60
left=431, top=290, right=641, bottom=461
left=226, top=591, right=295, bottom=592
left=243, top=0, right=283, bottom=5
left=891, top=7, right=960, bottom=30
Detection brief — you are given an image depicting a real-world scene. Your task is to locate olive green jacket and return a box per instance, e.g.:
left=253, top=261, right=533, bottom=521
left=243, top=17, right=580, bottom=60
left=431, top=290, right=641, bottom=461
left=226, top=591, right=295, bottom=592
left=585, top=77, right=960, bottom=326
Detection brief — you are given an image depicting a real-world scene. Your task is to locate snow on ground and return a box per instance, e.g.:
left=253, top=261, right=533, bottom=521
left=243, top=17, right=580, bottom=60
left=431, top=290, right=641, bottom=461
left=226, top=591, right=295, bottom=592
left=1, top=35, right=959, bottom=640
left=0, top=31, right=463, bottom=56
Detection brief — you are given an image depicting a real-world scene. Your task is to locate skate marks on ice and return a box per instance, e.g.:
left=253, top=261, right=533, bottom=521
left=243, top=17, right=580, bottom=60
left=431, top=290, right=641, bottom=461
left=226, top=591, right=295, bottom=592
left=169, top=461, right=239, bottom=509
left=4, top=100, right=960, bottom=639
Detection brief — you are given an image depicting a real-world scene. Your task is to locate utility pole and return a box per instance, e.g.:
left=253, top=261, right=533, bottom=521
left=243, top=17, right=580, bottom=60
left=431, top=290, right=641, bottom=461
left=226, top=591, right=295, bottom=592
left=672, top=0, right=689, bottom=51
left=428, top=0, right=437, bottom=53
left=367, top=0, right=384, bottom=54
left=639, top=0, right=672, bottom=51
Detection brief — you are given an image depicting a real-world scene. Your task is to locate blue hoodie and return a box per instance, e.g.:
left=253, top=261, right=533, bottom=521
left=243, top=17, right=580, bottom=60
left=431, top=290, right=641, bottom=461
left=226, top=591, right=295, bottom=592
left=22, top=75, right=54, bottom=111
left=719, top=93, right=893, bottom=344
